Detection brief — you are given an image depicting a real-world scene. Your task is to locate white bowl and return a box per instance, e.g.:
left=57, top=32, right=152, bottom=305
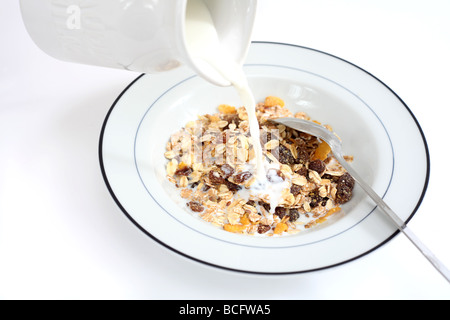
left=99, top=42, right=429, bottom=274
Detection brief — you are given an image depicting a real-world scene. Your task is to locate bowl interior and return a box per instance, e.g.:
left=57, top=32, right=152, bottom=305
left=134, top=64, right=394, bottom=247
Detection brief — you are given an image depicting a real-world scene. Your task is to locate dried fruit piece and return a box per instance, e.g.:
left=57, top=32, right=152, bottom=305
left=224, top=224, right=247, bottom=233
left=335, top=173, right=355, bottom=204
left=296, top=166, right=308, bottom=177
left=327, top=206, right=341, bottom=216
left=312, top=141, right=331, bottom=161
left=209, top=169, right=225, bottom=184
left=338, top=172, right=355, bottom=189
left=220, top=164, right=235, bottom=179
left=218, top=104, right=237, bottom=114
left=309, top=159, right=326, bottom=175
left=290, top=184, right=302, bottom=196
left=288, top=209, right=300, bottom=222
left=257, top=225, right=271, bottom=234
left=187, top=201, right=204, bottom=212
left=175, top=166, right=193, bottom=176
left=309, top=189, right=327, bottom=208
left=335, top=187, right=353, bottom=204
left=274, top=207, right=287, bottom=219
left=274, top=145, right=296, bottom=165
left=246, top=200, right=256, bottom=207
left=224, top=180, right=242, bottom=192
left=264, top=96, right=285, bottom=107
left=316, top=207, right=342, bottom=224
left=296, top=147, right=310, bottom=165
left=273, top=220, right=288, bottom=234
left=233, top=171, right=252, bottom=184
left=258, top=201, right=271, bottom=213
left=240, top=214, right=251, bottom=226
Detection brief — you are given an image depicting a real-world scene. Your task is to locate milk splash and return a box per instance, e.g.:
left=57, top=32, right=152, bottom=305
left=185, top=0, right=288, bottom=213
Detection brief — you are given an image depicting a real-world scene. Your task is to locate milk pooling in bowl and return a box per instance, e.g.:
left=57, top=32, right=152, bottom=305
left=184, top=0, right=288, bottom=214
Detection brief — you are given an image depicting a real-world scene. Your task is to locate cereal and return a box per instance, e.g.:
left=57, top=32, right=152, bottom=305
left=335, top=172, right=355, bottom=204
left=264, top=139, right=279, bottom=150
left=309, top=159, right=326, bottom=175
left=273, top=217, right=289, bottom=234
left=187, top=201, right=204, bottom=213
left=257, top=225, right=271, bottom=234
left=218, top=104, right=237, bottom=114
left=264, top=96, right=285, bottom=108
left=166, top=159, right=178, bottom=177
left=312, top=141, right=331, bottom=161
left=164, top=96, right=355, bottom=236
left=224, top=224, right=248, bottom=233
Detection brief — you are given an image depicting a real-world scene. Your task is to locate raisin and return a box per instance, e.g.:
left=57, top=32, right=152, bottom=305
left=309, top=190, right=325, bottom=208
left=274, top=145, right=296, bottom=165
left=257, top=225, right=271, bottom=234
left=220, top=164, right=235, bottom=179
left=224, top=180, right=242, bottom=192
left=175, top=166, right=193, bottom=176
left=274, top=207, right=287, bottom=218
left=233, top=171, right=252, bottom=184
left=338, top=172, right=355, bottom=189
left=246, top=200, right=256, bottom=207
left=335, top=186, right=353, bottom=204
left=309, top=159, right=326, bottom=175
left=295, top=146, right=310, bottom=165
left=209, top=169, right=225, bottom=184
left=288, top=209, right=300, bottom=222
left=296, top=166, right=308, bottom=177
left=335, top=173, right=355, bottom=204
left=187, top=201, right=204, bottom=212
left=290, top=184, right=301, bottom=196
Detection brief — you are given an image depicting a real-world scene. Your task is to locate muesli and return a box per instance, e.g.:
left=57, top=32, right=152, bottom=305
left=164, top=96, right=355, bottom=236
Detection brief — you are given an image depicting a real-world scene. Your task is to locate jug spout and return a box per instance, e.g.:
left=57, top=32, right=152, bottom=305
left=181, top=0, right=257, bottom=86
left=19, top=0, right=257, bottom=87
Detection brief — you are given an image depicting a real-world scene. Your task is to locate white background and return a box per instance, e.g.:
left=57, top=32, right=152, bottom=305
left=1, top=0, right=450, bottom=300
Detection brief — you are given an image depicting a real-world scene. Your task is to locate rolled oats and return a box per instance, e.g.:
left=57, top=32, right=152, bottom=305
left=166, top=159, right=178, bottom=177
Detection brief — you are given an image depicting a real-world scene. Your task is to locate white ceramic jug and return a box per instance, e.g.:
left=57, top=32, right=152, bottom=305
left=19, top=0, right=257, bottom=86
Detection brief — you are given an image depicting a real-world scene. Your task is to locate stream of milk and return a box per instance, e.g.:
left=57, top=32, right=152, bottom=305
left=185, top=0, right=288, bottom=214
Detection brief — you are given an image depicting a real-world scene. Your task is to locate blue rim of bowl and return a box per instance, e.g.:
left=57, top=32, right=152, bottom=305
left=98, top=41, right=431, bottom=275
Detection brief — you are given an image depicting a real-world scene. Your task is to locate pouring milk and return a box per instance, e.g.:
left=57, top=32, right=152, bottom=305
left=185, top=0, right=288, bottom=214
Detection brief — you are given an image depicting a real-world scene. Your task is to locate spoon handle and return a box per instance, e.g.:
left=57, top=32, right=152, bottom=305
left=334, top=153, right=450, bottom=283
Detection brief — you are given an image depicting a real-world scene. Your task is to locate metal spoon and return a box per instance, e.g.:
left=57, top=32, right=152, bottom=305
left=272, top=117, right=450, bottom=283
